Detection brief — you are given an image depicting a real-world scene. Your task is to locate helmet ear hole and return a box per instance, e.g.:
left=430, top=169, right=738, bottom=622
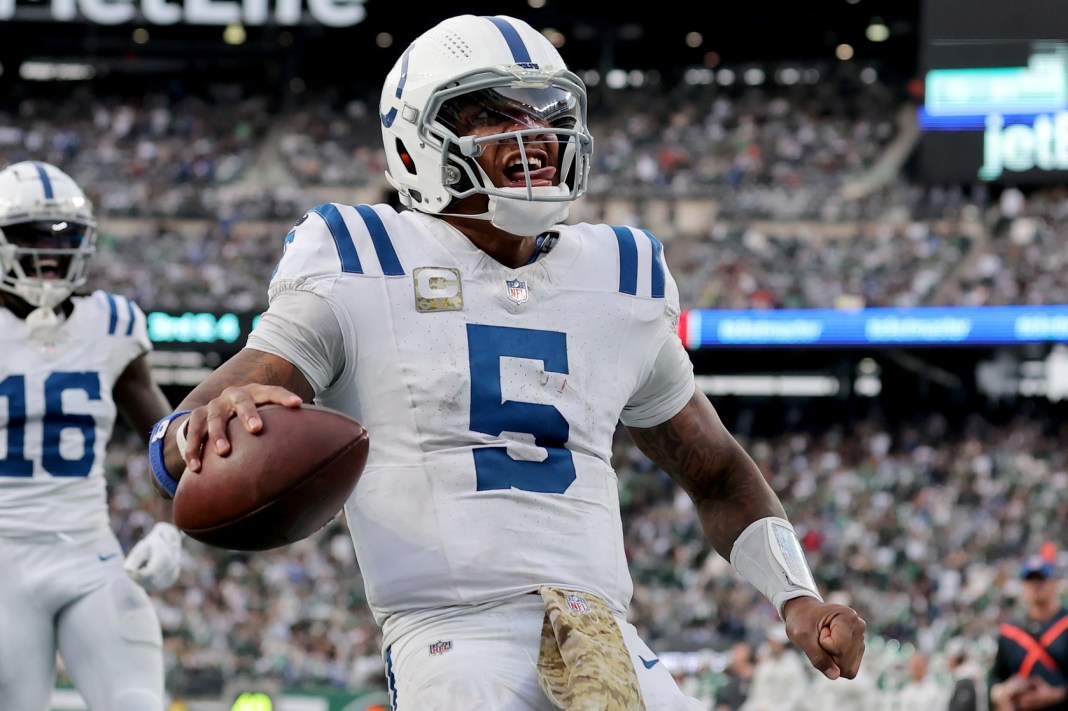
left=396, top=139, right=418, bottom=175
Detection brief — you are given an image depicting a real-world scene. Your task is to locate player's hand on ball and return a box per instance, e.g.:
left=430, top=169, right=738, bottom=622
left=184, top=384, right=303, bottom=472
left=782, top=597, right=866, bottom=680
left=172, top=404, right=369, bottom=550
left=124, top=522, right=182, bottom=591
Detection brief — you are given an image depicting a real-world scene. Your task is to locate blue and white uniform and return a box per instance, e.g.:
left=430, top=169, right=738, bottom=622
left=248, top=204, right=701, bottom=710
left=0, top=292, right=147, bottom=533
left=0, top=292, right=164, bottom=711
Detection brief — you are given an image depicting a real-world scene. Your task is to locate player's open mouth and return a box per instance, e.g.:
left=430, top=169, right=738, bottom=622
left=26, top=259, right=62, bottom=278
left=503, top=161, right=557, bottom=187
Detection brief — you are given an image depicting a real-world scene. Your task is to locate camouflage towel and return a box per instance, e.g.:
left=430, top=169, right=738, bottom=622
left=536, top=587, right=646, bottom=711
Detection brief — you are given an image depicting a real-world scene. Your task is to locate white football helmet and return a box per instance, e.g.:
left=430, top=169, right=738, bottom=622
left=0, top=161, right=96, bottom=310
left=379, top=14, right=594, bottom=235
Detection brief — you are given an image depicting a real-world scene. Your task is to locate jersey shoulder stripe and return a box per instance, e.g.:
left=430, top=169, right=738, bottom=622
left=309, top=204, right=362, bottom=274
left=298, top=203, right=406, bottom=278
left=640, top=228, right=666, bottom=299
left=611, top=225, right=639, bottom=296
left=83, top=291, right=150, bottom=354
left=354, top=204, right=405, bottom=276
left=608, top=224, right=666, bottom=299
left=103, top=292, right=138, bottom=335
left=270, top=230, right=297, bottom=280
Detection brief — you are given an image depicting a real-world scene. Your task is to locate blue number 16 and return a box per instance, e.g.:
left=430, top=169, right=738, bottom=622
left=467, top=324, right=576, bottom=494
left=0, top=372, right=101, bottom=478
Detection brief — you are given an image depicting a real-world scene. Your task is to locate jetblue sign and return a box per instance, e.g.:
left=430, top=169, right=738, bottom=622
left=918, top=41, right=1068, bottom=182
left=980, top=112, right=1068, bottom=180
left=0, top=0, right=365, bottom=26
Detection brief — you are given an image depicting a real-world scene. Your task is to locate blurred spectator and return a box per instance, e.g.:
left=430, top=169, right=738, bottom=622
left=739, top=626, right=808, bottom=711
left=716, top=642, right=756, bottom=711
left=798, top=664, right=875, bottom=711
left=945, top=637, right=987, bottom=711
left=894, top=651, right=948, bottom=710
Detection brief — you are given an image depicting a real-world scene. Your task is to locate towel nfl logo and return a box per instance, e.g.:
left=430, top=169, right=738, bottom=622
left=565, top=593, right=590, bottom=613
left=505, top=278, right=528, bottom=304
left=429, top=640, right=452, bottom=656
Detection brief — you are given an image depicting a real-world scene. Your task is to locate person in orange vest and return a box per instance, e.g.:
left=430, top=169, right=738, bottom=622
left=989, top=552, right=1068, bottom=711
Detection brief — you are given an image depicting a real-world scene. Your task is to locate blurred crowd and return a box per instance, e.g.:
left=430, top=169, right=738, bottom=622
left=4, top=83, right=1068, bottom=314
left=96, top=406, right=1066, bottom=706
left=8, top=78, right=1067, bottom=707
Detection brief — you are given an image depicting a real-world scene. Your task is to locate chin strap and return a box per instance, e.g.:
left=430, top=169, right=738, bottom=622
left=487, top=188, right=571, bottom=235
left=17, top=280, right=71, bottom=313
left=25, top=306, right=61, bottom=334
left=440, top=186, right=571, bottom=237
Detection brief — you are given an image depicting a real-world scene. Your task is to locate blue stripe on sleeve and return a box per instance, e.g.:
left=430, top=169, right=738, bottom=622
left=32, top=162, right=54, bottom=199
left=105, top=293, right=118, bottom=335
left=485, top=16, right=534, bottom=65
left=309, top=204, right=363, bottom=274
left=642, top=229, right=666, bottom=299
left=385, top=645, right=398, bottom=710
left=124, top=296, right=136, bottom=335
left=270, top=230, right=296, bottom=280
left=612, top=226, right=638, bottom=295
left=355, top=204, right=405, bottom=276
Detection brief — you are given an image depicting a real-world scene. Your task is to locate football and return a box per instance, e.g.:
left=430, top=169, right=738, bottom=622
left=172, top=404, right=369, bottom=551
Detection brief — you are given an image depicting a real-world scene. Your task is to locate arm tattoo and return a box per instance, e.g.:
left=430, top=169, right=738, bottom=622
left=627, top=392, right=787, bottom=557
left=180, top=348, right=315, bottom=410
left=222, top=351, right=311, bottom=396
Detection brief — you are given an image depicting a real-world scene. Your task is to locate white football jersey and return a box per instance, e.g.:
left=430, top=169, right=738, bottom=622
left=0, top=292, right=150, bottom=534
left=249, top=204, right=695, bottom=625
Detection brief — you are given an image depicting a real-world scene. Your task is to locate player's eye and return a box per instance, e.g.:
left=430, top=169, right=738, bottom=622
left=463, top=105, right=515, bottom=129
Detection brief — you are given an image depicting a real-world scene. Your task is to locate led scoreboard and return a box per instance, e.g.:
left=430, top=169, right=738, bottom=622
left=146, top=311, right=261, bottom=387
left=917, top=0, right=1068, bottom=184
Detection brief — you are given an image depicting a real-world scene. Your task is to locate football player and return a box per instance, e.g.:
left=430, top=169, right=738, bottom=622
left=0, top=161, right=180, bottom=711
left=151, top=15, right=865, bottom=710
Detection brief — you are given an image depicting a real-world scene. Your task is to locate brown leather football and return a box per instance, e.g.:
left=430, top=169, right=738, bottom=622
left=173, top=404, right=369, bottom=551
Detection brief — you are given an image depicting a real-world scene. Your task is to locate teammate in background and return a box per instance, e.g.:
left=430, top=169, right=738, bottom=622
left=0, top=161, right=181, bottom=710
left=989, top=553, right=1068, bottom=711
left=151, top=15, right=865, bottom=709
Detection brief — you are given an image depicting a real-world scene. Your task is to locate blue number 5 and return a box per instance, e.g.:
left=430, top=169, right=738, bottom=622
left=0, top=372, right=101, bottom=478
left=467, top=324, right=576, bottom=494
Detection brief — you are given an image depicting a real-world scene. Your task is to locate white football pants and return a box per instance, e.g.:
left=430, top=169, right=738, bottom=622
left=381, top=593, right=705, bottom=710
left=0, top=528, right=164, bottom=711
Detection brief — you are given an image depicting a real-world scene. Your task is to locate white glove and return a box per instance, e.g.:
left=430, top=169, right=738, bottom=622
left=124, top=522, right=182, bottom=592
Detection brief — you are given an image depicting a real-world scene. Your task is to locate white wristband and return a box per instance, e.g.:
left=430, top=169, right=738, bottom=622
left=175, top=417, right=190, bottom=459
left=730, top=517, right=823, bottom=617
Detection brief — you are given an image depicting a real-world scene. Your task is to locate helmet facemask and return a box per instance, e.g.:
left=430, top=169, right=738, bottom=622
left=423, top=73, right=593, bottom=234
left=0, top=217, right=96, bottom=310
left=0, top=161, right=97, bottom=313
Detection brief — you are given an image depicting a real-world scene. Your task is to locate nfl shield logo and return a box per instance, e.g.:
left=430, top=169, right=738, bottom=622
left=564, top=593, right=590, bottom=613
left=506, top=278, right=528, bottom=304
left=429, top=640, right=452, bottom=656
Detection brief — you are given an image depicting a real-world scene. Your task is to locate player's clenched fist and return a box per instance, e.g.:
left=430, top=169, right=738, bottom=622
left=782, top=597, right=867, bottom=679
